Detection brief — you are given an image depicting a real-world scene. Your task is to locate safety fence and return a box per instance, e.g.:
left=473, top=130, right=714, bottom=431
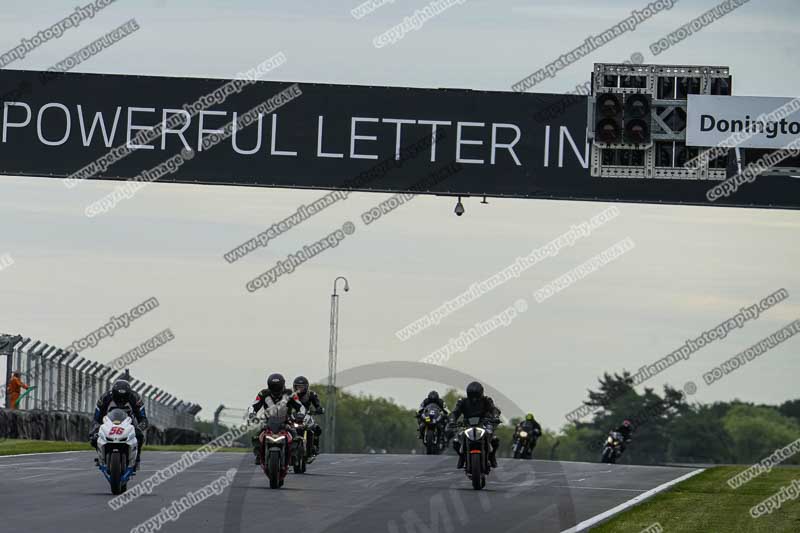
left=2, top=334, right=200, bottom=430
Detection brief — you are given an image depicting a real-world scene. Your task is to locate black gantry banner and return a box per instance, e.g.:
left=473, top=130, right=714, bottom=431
left=1, top=69, right=798, bottom=209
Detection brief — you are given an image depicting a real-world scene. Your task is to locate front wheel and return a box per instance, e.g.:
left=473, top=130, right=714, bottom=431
left=524, top=443, right=534, bottom=459
left=108, top=452, right=125, bottom=495
left=424, top=428, right=437, bottom=455
left=470, top=454, right=483, bottom=490
left=268, top=453, right=281, bottom=489
left=601, top=447, right=613, bottom=463
left=513, top=442, right=522, bottom=459
left=293, top=443, right=305, bottom=474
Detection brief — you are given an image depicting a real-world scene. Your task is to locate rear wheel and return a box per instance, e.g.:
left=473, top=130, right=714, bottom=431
left=268, top=453, right=281, bottom=489
left=470, top=454, right=483, bottom=490
left=108, top=452, right=125, bottom=495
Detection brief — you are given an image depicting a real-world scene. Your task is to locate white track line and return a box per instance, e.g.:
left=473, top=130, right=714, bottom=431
left=559, top=468, right=705, bottom=533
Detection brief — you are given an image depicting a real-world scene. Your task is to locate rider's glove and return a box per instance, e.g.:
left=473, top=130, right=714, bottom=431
left=316, top=407, right=325, bottom=415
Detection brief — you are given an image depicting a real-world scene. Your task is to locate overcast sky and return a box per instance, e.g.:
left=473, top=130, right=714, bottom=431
left=1, top=0, right=799, bottom=431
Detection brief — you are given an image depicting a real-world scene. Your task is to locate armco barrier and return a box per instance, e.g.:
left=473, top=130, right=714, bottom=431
left=0, top=408, right=202, bottom=445
left=1, top=334, right=201, bottom=430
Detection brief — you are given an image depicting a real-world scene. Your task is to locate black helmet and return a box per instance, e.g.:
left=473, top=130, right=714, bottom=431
left=267, top=373, right=285, bottom=397
left=466, top=381, right=484, bottom=400
left=111, top=379, right=132, bottom=405
left=427, top=390, right=440, bottom=402
left=293, top=376, right=309, bottom=395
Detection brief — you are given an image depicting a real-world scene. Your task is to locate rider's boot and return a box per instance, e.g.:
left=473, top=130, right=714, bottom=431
left=457, top=453, right=465, bottom=469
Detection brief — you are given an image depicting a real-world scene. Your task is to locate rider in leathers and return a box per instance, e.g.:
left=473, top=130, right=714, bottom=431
left=416, top=390, right=449, bottom=440
left=448, top=382, right=501, bottom=469
left=292, top=376, right=325, bottom=456
left=249, top=373, right=305, bottom=464
left=89, top=379, right=148, bottom=471
left=513, top=413, right=543, bottom=457
left=614, top=419, right=634, bottom=454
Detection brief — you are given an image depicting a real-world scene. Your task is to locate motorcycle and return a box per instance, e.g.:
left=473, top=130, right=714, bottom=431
left=458, top=416, right=495, bottom=490
left=289, top=411, right=317, bottom=473
left=95, top=408, right=138, bottom=495
left=258, top=403, right=294, bottom=489
left=601, top=431, right=625, bottom=463
left=512, top=426, right=540, bottom=459
left=421, top=404, right=446, bottom=455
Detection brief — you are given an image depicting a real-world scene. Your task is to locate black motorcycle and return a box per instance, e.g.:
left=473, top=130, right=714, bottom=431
left=457, top=417, right=495, bottom=490
left=289, top=411, right=310, bottom=473
left=512, top=426, right=540, bottom=459
left=421, top=404, right=446, bottom=455
left=601, top=430, right=625, bottom=463
left=289, top=409, right=323, bottom=473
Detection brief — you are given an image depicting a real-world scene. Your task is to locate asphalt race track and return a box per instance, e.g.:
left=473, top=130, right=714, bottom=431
left=0, top=452, right=700, bottom=532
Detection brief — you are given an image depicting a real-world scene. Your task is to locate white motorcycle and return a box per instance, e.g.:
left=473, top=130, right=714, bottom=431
left=95, top=408, right=138, bottom=494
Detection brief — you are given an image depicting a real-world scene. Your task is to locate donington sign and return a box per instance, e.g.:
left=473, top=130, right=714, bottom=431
left=1, top=69, right=799, bottom=209
left=687, top=95, right=800, bottom=150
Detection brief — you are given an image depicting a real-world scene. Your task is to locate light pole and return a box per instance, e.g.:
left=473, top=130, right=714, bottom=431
left=213, top=404, right=225, bottom=438
left=325, top=276, right=349, bottom=454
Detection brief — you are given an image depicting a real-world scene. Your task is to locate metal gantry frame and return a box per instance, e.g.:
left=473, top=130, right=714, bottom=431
left=588, top=63, right=733, bottom=180
left=3, top=335, right=201, bottom=429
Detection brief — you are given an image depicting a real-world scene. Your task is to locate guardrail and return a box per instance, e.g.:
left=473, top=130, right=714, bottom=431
left=1, top=334, right=200, bottom=430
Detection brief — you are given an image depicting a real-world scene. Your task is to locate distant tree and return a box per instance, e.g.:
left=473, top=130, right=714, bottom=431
left=285, top=380, right=800, bottom=464
left=313, top=385, right=418, bottom=453
left=193, top=418, right=228, bottom=434
left=722, top=404, right=800, bottom=464
left=778, top=399, right=800, bottom=424
left=562, top=372, right=690, bottom=464
left=553, top=424, right=603, bottom=462
left=666, top=405, right=736, bottom=464
left=584, top=371, right=637, bottom=411
left=442, top=389, right=460, bottom=411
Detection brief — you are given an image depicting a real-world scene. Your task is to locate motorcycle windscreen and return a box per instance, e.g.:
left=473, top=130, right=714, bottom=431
left=108, top=409, right=128, bottom=423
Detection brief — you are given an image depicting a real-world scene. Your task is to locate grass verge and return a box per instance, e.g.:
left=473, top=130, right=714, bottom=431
left=0, top=439, right=247, bottom=456
left=592, top=466, right=800, bottom=532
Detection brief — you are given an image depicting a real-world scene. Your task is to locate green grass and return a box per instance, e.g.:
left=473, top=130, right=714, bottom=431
left=0, top=439, right=92, bottom=455
left=0, top=439, right=247, bottom=456
left=592, top=466, right=800, bottom=532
